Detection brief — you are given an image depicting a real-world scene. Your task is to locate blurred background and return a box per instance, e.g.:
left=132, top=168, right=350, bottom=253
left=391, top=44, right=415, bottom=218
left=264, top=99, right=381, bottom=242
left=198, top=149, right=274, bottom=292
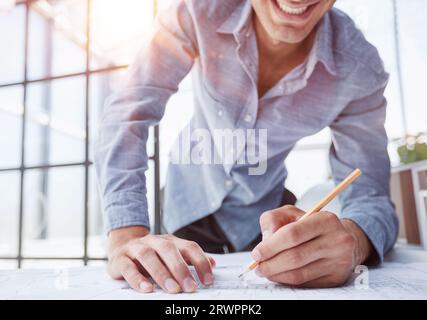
left=0, top=0, right=426, bottom=269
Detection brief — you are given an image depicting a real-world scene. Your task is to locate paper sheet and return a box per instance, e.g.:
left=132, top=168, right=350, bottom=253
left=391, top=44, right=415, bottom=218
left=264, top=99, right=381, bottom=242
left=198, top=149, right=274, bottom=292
left=1, top=252, right=427, bottom=300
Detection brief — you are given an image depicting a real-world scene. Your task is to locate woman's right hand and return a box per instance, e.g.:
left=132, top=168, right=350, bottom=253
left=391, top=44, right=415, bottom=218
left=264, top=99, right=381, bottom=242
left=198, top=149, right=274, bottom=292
left=107, top=226, right=216, bottom=294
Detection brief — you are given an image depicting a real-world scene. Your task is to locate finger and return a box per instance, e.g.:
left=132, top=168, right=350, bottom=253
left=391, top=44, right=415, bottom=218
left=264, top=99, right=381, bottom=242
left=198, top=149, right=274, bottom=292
left=207, top=255, right=216, bottom=268
left=152, top=239, right=198, bottom=293
left=178, top=240, right=214, bottom=286
left=257, top=235, right=332, bottom=277
left=266, top=259, right=333, bottom=286
left=119, top=256, right=153, bottom=293
left=253, top=211, right=339, bottom=261
left=259, top=205, right=304, bottom=240
left=107, top=258, right=124, bottom=280
left=129, top=244, right=182, bottom=294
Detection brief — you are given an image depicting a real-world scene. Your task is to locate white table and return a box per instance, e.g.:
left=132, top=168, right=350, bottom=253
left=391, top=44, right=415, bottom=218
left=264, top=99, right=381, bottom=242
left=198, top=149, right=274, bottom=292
left=1, top=244, right=427, bottom=300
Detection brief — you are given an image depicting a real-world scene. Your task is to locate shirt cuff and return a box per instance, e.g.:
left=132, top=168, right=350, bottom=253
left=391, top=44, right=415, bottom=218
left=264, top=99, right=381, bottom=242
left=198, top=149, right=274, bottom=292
left=340, top=211, right=388, bottom=265
left=102, top=191, right=151, bottom=234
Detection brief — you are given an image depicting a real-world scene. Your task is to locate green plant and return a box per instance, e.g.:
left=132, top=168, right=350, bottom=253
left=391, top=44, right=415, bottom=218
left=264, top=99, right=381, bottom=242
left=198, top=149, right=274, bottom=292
left=396, top=133, right=427, bottom=164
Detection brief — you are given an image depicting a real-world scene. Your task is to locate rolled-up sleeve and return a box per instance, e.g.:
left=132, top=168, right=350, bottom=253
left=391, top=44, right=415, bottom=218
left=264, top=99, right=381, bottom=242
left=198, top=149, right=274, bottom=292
left=329, top=72, right=398, bottom=264
left=94, top=1, right=197, bottom=233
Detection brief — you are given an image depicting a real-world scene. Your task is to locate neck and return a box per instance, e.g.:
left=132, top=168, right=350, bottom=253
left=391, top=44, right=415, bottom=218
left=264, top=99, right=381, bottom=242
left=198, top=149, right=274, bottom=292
left=254, top=17, right=316, bottom=65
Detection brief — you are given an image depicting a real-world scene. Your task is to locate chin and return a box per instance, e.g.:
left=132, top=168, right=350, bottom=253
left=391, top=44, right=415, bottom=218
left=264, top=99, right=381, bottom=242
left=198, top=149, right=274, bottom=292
left=271, top=28, right=312, bottom=44
left=266, top=0, right=331, bottom=41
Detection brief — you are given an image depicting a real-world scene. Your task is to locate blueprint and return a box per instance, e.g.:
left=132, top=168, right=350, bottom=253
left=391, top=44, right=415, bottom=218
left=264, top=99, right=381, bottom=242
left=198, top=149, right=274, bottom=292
left=1, top=252, right=427, bottom=299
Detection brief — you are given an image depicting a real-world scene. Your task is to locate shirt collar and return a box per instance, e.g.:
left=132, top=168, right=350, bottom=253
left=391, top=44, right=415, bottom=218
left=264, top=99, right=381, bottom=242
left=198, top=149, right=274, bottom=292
left=217, top=1, right=338, bottom=77
left=308, top=12, right=338, bottom=77
left=216, top=0, right=253, bottom=38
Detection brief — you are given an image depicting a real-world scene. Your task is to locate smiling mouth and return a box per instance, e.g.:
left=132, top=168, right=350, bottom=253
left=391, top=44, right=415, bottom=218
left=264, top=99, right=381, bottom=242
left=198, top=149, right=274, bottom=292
left=277, top=0, right=309, bottom=15
left=273, top=0, right=319, bottom=20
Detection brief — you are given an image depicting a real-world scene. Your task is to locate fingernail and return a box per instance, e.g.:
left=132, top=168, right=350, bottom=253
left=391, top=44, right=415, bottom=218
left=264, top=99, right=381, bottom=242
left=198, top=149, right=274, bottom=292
left=255, top=268, right=264, bottom=277
left=262, top=230, right=272, bottom=240
left=164, top=278, right=181, bottom=293
left=182, top=277, right=198, bottom=293
left=252, top=249, right=262, bottom=261
left=139, top=281, right=153, bottom=293
left=204, top=273, right=214, bottom=286
left=209, top=257, right=216, bottom=267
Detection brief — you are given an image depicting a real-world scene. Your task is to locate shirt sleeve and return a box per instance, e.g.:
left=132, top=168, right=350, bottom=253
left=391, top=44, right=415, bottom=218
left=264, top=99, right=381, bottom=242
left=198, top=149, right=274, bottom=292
left=329, top=72, right=399, bottom=264
left=94, top=0, right=197, bottom=233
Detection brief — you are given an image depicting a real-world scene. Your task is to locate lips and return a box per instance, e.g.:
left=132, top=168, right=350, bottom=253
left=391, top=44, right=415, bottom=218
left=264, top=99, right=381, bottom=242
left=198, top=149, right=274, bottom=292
left=271, top=0, right=319, bottom=24
left=276, top=0, right=309, bottom=15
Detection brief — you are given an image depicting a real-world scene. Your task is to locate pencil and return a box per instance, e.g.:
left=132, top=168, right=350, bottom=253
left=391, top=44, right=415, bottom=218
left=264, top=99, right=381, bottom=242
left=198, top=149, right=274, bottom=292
left=238, top=168, right=362, bottom=278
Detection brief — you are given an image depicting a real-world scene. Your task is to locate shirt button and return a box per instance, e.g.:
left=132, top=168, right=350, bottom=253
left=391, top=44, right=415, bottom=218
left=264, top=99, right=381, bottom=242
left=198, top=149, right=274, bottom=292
left=210, top=201, right=216, bottom=208
left=244, top=114, right=252, bottom=123
left=225, top=180, right=233, bottom=188
left=218, top=109, right=223, bottom=117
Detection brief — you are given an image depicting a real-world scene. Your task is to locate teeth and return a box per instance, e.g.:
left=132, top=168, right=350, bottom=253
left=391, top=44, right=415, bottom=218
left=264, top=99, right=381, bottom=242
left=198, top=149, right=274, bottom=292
left=276, top=0, right=308, bottom=15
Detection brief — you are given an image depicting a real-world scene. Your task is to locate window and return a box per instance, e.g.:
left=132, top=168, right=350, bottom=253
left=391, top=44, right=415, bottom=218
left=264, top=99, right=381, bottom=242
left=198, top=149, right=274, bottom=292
left=0, top=0, right=161, bottom=268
